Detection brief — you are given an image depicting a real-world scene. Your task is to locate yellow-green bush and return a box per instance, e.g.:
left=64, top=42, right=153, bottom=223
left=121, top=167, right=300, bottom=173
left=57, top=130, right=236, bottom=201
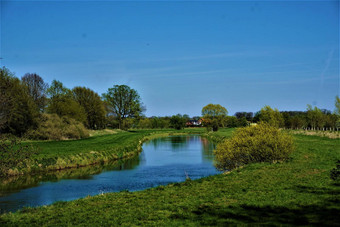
left=26, top=114, right=89, bottom=140
left=214, top=123, right=294, bottom=171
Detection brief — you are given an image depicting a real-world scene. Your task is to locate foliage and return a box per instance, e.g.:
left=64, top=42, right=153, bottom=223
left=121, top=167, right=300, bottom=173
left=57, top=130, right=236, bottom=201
left=214, top=123, right=294, bottom=170
left=335, top=96, right=340, bottom=116
left=138, top=118, right=152, bottom=129
left=122, top=118, right=136, bottom=129
left=306, top=104, right=325, bottom=129
left=21, top=73, right=48, bottom=112
left=0, top=136, right=38, bottom=176
left=234, top=112, right=253, bottom=121
left=330, top=160, right=340, bottom=181
left=335, top=96, right=340, bottom=128
left=169, top=114, right=187, bottom=130
left=0, top=67, right=39, bottom=136
left=46, top=80, right=87, bottom=124
left=102, top=85, right=144, bottom=130
left=202, top=104, right=228, bottom=131
left=225, top=116, right=238, bottom=128
left=257, top=105, right=284, bottom=127
left=46, top=80, right=69, bottom=98
left=72, top=87, right=106, bottom=129
left=26, top=113, right=89, bottom=140
left=135, top=117, right=170, bottom=129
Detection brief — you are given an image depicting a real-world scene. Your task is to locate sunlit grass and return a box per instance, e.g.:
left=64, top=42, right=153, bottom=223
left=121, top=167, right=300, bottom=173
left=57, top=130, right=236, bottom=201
left=1, top=132, right=339, bottom=225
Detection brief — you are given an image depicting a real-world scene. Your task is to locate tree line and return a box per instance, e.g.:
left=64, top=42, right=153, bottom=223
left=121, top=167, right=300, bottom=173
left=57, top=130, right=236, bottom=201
left=199, top=103, right=340, bottom=131
left=0, top=67, right=144, bottom=139
left=1, top=66, right=340, bottom=139
left=231, top=104, right=340, bottom=130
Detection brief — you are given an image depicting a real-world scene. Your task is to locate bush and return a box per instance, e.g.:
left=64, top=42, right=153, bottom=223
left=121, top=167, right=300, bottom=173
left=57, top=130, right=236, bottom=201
left=26, top=114, right=89, bottom=140
left=214, top=123, right=294, bottom=171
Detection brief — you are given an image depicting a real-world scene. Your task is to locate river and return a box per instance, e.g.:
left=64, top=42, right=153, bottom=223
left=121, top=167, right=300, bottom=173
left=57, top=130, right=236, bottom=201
left=0, top=135, right=220, bottom=213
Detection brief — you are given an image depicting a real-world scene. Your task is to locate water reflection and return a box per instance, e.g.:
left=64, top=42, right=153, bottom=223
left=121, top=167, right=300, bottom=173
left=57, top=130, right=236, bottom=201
left=0, top=156, right=141, bottom=197
left=200, top=137, right=216, bottom=163
left=0, top=135, right=219, bottom=213
left=145, top=136, right=189, bottom=151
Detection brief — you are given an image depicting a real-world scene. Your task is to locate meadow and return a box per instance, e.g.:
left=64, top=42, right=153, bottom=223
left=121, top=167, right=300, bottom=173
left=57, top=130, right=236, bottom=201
left=1, top=129, right=339, bottom=225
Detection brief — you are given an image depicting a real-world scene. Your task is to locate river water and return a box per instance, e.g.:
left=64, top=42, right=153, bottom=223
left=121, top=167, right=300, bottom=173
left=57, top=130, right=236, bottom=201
left=0, top=135, right=220, bottom=213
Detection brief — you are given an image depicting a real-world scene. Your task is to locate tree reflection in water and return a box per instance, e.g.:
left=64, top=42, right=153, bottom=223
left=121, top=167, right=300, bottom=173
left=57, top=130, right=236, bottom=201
left=0, top=156, right=141, bottom=197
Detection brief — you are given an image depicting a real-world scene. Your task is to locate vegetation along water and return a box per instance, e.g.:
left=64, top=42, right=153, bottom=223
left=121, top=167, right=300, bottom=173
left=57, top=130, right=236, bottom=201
left=1, top=67, right=340, bottom=225
left=0, top=129, right=339, bottom=225
left=0, top=134, right=219, bottom=213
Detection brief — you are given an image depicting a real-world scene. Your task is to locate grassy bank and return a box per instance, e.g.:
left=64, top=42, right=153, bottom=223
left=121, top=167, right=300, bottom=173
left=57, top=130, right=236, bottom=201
left=1, top=131, right=339, bottom=225
left=4, top=128, right=205, bottom=176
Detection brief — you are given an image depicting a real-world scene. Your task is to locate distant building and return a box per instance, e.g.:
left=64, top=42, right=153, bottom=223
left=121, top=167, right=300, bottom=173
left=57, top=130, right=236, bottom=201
left=186, top=119, right=202, bottom=127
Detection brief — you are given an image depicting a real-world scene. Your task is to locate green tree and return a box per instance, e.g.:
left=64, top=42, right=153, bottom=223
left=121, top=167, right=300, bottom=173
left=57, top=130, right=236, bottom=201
left=237, top=117, right=248, bottom=127
left=169, top=114, right=187, bottom=130
left=258, top=105, right=284, bottom=128
left=335, top=96, right=340, bottom=116
left=201, top=104, right=228, bottom=131
left=306, top=104, right=325, bottom=129
left=21, top=73, right=48, bottom=112
left=290, top=115, right=306, bottom=129
left=225, top=116, right=238, bottom=128
left=0, top=67, right=39, bottom=135
left=72, top=87, right=106, bottom=129
left=102, top=85, right=144, bottom=130
left=335, top=96, right=340, bottom=128
left=46, top=80, right=87, bottom=124
left=138, top=118, right=152, bottom=129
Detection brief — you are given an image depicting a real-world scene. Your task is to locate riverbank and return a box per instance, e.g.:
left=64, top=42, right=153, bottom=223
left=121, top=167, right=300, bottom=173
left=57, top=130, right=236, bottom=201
left=3, top=128, right=207, bottom=176
left=1, top=132, right=339, bottom=225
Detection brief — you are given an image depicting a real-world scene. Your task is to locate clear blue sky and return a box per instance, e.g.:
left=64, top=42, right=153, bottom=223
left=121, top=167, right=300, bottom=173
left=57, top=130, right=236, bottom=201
left=1, top=0, right=339, bottom=117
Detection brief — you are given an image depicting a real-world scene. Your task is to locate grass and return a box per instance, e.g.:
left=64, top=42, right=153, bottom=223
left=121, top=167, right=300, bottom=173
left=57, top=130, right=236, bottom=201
left=4, top=128, right=207, bottom=175
left=288, top=129, right=340, bottom=139
left=1, top=130, right=339, bottom=225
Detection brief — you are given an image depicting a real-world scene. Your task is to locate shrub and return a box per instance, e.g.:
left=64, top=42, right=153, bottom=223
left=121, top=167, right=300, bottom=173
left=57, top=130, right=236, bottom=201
left=26, top=113, right=89, bottom=140
left=214, top=123, right=294, bottom=171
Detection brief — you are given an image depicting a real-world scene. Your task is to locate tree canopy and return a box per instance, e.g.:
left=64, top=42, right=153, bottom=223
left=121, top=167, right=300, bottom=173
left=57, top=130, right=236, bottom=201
left=102, top=85, right=144, bottom=130
left=0, top=67, right=39, bottom=135
left=202, top=104, right=228, bottom=131
left=306, top=104, right=325, bottom=129
left=72, top=87, right=106, bottom=129
left=169, top=114, right=188, bottom=130
left=257, top=105, right=284, bottom=128
left=46, top=80, right=87, bottom=124
left=335, top=96, right=340, bottom=116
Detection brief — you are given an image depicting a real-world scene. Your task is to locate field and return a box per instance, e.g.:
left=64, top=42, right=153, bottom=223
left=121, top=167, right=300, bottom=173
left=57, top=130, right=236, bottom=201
left=1, top=130, right=339, bottom=225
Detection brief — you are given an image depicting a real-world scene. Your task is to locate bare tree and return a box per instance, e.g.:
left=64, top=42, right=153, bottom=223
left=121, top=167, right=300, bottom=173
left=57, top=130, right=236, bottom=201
left=22, top=73, right=48, bottom=112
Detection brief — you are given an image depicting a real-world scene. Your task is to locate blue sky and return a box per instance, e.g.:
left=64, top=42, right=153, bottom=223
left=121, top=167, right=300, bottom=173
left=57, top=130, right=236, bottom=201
left=1, top=0, right=339, bottom=117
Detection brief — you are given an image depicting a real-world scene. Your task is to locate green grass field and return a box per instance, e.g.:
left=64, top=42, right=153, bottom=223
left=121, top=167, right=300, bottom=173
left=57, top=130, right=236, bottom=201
left=1, top=130, right=339, bottom=225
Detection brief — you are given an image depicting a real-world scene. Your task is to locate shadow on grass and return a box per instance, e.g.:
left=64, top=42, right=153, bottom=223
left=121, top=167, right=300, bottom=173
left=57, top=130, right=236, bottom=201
left=188, top=185, right=340, bottom=225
